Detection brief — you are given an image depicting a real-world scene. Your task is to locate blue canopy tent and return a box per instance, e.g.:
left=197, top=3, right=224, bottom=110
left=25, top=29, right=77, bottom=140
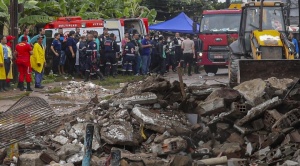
left=149, top=12, right=199, bottom=34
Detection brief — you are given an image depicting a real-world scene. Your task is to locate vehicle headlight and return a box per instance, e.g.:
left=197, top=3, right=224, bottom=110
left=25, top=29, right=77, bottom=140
left=199, top=52, right=203, bottom=57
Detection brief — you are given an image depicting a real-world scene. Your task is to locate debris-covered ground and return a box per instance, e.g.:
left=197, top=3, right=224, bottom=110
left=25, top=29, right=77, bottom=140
left=1, top=75, right=300, bottom=166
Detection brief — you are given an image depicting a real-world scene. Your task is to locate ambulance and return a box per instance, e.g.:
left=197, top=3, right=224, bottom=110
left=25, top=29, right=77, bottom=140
left=44, top=16, right=149, bottom=44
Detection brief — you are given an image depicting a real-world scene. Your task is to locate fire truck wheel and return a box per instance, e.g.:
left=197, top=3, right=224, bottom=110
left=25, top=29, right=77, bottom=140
left=204, top=65, right=218, bottom=75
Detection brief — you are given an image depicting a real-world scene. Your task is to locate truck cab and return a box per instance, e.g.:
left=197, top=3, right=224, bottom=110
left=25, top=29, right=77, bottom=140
left=198, top=9, right=242, bottom=74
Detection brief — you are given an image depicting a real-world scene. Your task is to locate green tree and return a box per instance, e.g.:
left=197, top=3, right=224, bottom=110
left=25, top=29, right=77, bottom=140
left=123, top=0, right=157, bottom=24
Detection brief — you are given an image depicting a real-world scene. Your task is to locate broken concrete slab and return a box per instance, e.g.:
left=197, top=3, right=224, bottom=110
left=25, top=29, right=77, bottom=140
left=56, top=144, right=82, bottom=160
left=100, top=120, right=140, bottom=146
left=40, top=149, right=59, bottom=164
left=205, top=88, right=240, bottom=103
left=51, top=135, right=69, bottom=145
left=266, top=77, right=293, bottom=91
left=169, top=155, right=193, bottom=166
left=112, top=92, right=158, bottom=106
left=227, top=158, right=248, bottom=166
left=213, top=143, right=242, bottom=158
left=236, top=97, right=282, bottom=126
left=234, top=78, right=267, bottom=106
left=66, top=153, right=84, bottom=164
left=195, top=98, right=226, bottom=116
left=19, top=153, right=44, bottom=166
left=227, top=132, right=245, bottom=146
left=131, top=107, right=191, bottom=135
left=71, top=123, right=85, bottom=136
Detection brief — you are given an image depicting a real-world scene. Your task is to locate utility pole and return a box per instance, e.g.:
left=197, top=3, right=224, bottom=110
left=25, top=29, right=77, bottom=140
left=9, top=0, right=19, bottom=83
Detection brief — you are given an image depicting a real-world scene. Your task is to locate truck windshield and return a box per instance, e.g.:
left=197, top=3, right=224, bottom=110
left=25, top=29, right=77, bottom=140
left=200, top=14, right=241, bottom=33
left=245, top=7, right=285, bottom=32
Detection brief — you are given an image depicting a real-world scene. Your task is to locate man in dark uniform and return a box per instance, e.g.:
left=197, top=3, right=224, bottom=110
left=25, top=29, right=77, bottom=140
left=74, top=27, right=81, bottom=43
left=122, top=37, right=136, bottom=75
left=104, top=33, right=120, bottom=77
left=84, top=34, right=105, bottom=82
left=193, top=35, right=201, bottom=74
left=99, top=28, right=109, bottom=73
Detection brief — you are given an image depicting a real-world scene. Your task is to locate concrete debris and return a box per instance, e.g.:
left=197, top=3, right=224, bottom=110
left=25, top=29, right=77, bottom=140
left=234, top=78, right=267, bottom=106
left=19, top=153, right=44, bottom=166
left=131, top=107, right=192, bottom=135
left=3, top=76, right=300, bottom=166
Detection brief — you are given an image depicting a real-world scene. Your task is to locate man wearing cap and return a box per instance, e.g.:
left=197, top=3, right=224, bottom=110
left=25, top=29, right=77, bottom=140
left=31, top=35, right=45, bottom=89
left=141, top=34, right=152, bottom=75
left=18, top=28, right=31, bottom=43
left=15, top=36, right=33, bottom=91
left=30, top=28, right=46, bottom=47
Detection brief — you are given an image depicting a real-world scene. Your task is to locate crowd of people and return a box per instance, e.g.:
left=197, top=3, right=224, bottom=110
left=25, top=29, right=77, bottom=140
left=0, top=26, right=204, bottom=93
left=52, top=28, right=202, bottom=81
left=0, top=28, right=47, bottom=92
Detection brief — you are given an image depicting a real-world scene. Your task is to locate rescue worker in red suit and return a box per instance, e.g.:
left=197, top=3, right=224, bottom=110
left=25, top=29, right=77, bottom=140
left=84, top=34, right=105, bottom=82
left=15, top=36, right=33, bottom=91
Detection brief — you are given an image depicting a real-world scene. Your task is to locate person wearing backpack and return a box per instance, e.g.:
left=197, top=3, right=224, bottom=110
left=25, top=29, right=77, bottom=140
left=104, top=33, right=120, bottom=77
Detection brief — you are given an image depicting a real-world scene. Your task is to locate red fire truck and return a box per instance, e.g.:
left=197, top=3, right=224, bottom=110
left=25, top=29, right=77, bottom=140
left=198, top=9, right=242, bottom=74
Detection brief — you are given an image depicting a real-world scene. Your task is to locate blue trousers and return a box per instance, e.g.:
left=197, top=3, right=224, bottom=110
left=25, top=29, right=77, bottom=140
left=122, top=55, right=135, bottom=72
left=141, top=55, right=150, bottom=75
left=134, top=55, right=141, bottom=75
left=35, top=70, right=44, bottom=87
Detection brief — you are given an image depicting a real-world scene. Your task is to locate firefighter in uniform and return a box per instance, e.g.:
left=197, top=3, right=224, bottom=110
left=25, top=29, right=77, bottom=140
left=122, top=37, right=136, bottom=75
left=99, top=28, right=109, bottom=73
left=84, top=34, right=105, bottom=82
left=15, top=36, right=33, bottom=91
left=104, top=33, right=120, bottom=77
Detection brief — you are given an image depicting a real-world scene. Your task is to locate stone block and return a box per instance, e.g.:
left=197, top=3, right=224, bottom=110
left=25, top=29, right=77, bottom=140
left=234, top=78, right=267, bottom=106
left=19, top=153, right=44, bottom=166
left=205, top=88, right=240, bottom=103
left=227, top=158, right=248, bottom=166
left=195, top=98, right=226, bottom=116
left=40, top=149, right=59, bottom=164
left=56, top=144, right=82, bottom=160
left=213, top=143, right=242, bottom=158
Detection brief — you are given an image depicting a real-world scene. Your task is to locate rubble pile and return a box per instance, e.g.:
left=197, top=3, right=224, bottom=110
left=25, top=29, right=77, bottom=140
left=1, top=76, right=300, bottom=166
left=55, top=81, right=112, bottom=100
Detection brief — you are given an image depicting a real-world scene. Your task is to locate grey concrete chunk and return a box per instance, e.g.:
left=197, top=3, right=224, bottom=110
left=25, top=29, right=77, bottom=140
left=234, top=78, right=267, bottom=106
left=195, top=98, right=226, bottom=116
left=100, top=120, right=140, bottom=146
left=19, top=153, right=44, bottom=166
left=131, top=107, right=191, bottom=135
left=112, top=92, right=158, bottom=106
left=56, top=144, right=82, bottom=160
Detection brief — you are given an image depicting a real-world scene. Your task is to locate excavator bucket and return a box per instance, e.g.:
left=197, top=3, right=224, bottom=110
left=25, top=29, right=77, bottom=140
left=237, top=60, right=300, bottom=83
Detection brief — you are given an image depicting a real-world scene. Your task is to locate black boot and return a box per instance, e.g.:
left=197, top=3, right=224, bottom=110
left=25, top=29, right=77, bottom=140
left=19, top=82, right=25, bottom=91
left=112, top=65, right=117, bottom=78
left=5, top=82, right=10, bottom=88
left=84, top=71, right=90, bottom=82
left=2, top=81, right=8, bottom=91
left=96, top=71, right=105, bottom=81
left=0, top=81, right=3, bottom=92
left=26, top=82, right=33, bottom=91
left=105, top=66, right=110, bottom=76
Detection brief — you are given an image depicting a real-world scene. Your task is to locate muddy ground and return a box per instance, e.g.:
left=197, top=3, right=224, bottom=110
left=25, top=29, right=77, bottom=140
left=0, top=69, right=228, bottom=113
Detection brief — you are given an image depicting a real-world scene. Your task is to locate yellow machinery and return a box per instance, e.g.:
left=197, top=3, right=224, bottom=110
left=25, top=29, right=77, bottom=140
left=228, top=0, right=300, bottom=87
